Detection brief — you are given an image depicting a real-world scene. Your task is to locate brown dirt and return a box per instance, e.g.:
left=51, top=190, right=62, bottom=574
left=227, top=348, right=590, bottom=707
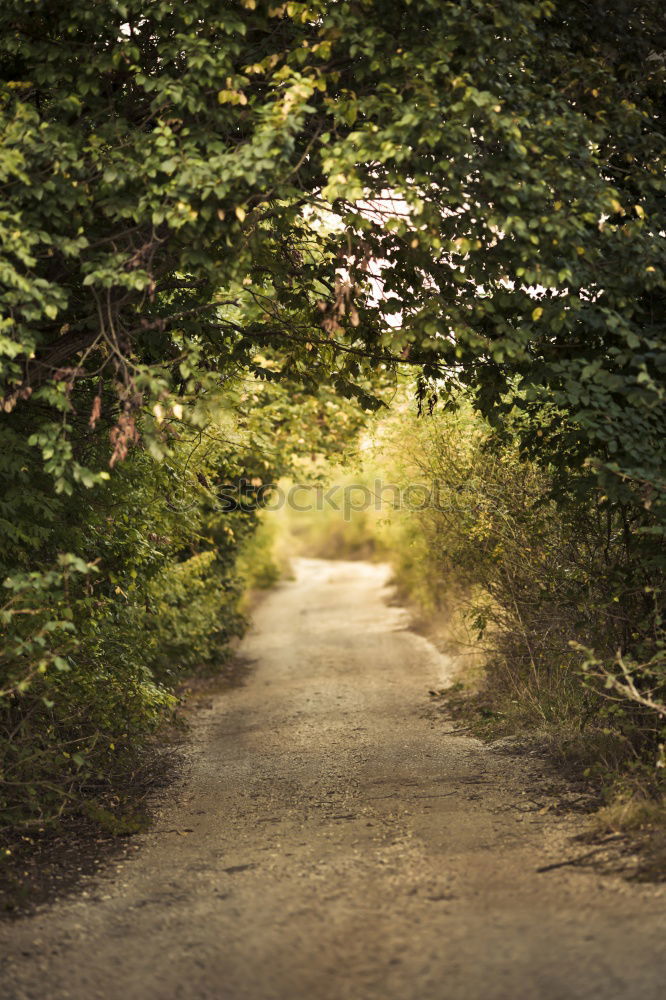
left=0, top=558, right=664, bottom=1000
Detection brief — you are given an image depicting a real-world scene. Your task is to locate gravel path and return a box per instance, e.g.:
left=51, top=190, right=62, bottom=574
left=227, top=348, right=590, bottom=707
left=1, top=558, right=664, bottom=1000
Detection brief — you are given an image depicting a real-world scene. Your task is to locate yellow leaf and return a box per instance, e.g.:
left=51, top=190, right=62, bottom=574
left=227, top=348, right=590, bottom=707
left=532, top=306, right=543, bottom=321
left=235, top=206, right=246, bottom=222
left=635, top=204, right=645, bottom=218
left=218, top=89, right=247, bottom=105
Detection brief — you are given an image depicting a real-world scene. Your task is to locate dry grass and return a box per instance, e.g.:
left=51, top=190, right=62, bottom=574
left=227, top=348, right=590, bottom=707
left=592, top=793, right=666, bottom=835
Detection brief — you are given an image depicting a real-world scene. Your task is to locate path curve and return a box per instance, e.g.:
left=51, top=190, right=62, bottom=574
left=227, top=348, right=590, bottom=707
left=1, top=558, right=664, bottom=1000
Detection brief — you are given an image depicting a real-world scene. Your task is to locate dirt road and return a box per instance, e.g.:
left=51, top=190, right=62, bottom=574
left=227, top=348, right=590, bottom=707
left=1, top=558, right=664, bottom=1000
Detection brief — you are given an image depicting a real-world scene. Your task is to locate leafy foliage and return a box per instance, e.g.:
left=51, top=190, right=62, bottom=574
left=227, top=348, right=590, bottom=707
left=1, top=2, right=662, bottom=484
left=1, top=1, right=665, bottom=823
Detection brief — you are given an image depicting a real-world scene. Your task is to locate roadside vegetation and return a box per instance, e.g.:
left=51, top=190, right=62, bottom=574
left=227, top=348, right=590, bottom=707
left=1, top=0, right=665, bottom=852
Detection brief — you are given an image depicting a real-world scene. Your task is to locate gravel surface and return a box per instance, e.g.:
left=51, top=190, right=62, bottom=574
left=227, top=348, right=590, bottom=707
left=1, top=557, right=664, bottom=1000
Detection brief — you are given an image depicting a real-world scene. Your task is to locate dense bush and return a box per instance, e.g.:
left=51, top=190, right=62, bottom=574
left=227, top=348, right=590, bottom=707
left=0, top=424, right=238, bottom=827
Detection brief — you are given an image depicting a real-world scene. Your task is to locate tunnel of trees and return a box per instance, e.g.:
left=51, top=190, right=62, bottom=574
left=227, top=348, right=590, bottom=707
left=1, top=0, right=665, bottom=830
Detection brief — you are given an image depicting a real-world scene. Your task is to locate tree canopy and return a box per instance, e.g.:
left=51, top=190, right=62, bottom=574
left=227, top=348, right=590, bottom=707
left=2, top=0, right=664, bottom=492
